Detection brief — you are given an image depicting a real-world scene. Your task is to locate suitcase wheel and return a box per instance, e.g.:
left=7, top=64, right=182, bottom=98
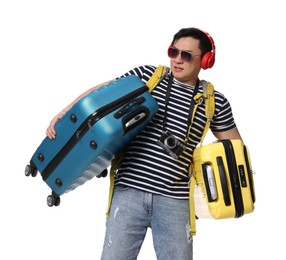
left=25, top=164, right=38, bottom=177
left=47, top=193, right=61, bottom=207
left=97, top=169, right=108, bottom=178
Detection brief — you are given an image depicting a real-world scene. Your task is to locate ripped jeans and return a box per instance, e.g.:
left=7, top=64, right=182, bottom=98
left=100, top=185, right=193, bottom=260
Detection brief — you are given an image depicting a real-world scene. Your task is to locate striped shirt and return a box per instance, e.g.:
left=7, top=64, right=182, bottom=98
left=115, top=65, right=237, bottom=199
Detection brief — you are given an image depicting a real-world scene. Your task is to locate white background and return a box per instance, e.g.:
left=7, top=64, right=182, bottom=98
left=1, top=0, right=285, bottom=259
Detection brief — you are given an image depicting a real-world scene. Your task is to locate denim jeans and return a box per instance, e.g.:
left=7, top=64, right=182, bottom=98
left=100, top=185, right=193, bottom=260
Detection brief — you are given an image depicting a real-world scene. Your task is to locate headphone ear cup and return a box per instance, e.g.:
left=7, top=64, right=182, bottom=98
left=201, top=51, right=215, bottom=70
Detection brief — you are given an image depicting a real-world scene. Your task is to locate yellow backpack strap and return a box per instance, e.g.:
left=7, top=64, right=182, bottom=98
left=106, top=166, right=115, bottom=218
left=189, top=166, right=197, bottom=236
left=106, top=151, right=125, bottom=218
left=146, top=65, right=168, bottom=92
left=189, top=81, right=215, bottom=236
left=193, top=81, right=215, bottom=146
left=186, top=81, right=215, bottom=145
left=201, top=81, right=215, bottom=145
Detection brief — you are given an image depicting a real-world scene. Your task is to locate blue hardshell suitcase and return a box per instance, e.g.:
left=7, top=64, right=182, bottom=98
left=25, top=75, right=158, bottom=206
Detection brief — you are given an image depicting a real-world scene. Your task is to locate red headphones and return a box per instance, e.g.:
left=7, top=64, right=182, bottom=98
left=200, top=29, right=216, bottom=70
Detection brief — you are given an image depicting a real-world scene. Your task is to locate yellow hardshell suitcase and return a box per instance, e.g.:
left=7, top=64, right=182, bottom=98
left=192, top=139, right=256, bottom=219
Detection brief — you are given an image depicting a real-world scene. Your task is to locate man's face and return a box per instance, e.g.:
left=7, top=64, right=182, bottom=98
left=169, top=37, right=202, bottom=85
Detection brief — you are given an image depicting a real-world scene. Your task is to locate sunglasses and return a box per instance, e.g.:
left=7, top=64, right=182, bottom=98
left=167, top=45, right=199, bottom=62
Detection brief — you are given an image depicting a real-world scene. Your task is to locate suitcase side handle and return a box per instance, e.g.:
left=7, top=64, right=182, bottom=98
left=202, top=164, right=217, bottom=202
left=216, top=156, right=231, bottom=206
left=122, top=107, right=150, bottom=133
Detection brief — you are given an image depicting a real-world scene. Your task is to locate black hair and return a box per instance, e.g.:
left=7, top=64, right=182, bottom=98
left=171, top=27, right=213, bottom=57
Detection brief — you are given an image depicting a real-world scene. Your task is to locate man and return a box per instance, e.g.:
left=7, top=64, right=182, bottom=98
left=46, top=27, right=242, bottom=260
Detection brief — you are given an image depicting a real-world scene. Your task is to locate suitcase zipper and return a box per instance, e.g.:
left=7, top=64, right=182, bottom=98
left=220, top=140, right=244, bottom=218
left=41, top=85, right=149, bottom=182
